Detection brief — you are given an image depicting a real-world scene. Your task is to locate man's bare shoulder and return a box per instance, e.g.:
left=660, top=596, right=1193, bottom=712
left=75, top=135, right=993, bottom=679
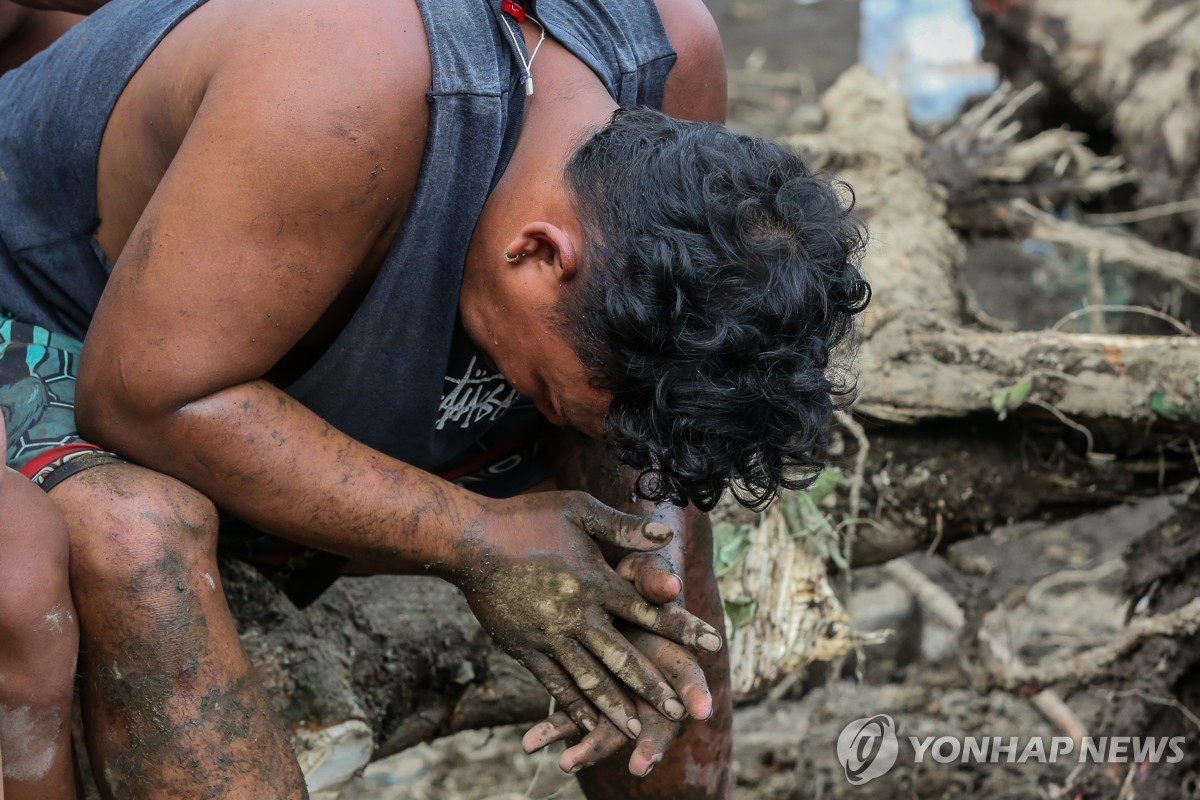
left=96, top=0, right=432, bottom=264
left=169, top=0, right=431, bottom=179
left=653, top=0, right=727, bottom=122
left=216, top=0, right=430, bottom=121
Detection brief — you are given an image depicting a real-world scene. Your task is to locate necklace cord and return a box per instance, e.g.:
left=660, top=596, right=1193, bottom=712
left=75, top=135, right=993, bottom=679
left=501, top=12, right=546, bottom=96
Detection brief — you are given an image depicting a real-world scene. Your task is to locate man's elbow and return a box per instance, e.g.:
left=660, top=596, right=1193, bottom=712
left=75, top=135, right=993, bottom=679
left=74, top=359, right=169, bottom=452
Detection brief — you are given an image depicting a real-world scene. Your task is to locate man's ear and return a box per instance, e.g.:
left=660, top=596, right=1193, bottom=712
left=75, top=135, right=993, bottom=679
left=504, top=222, right=578, bottom=283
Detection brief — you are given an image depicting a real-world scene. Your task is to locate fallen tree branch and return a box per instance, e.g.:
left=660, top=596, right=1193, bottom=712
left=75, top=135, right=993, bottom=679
left=1010, top=200, right=1200, bottom=296
left=928, top=82, right=1131, bottom=234
left=857, top=320, right=1200, bottom=428
left=1001, top=597, right=1200, bottom=690
left=1085, top=198, right=1200, bottom=227
left=1050, top=305, right=1199, bottom=338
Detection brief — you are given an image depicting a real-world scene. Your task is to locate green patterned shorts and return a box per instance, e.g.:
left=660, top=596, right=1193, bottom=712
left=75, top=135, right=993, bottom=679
left=0, top=313, right=123, bottom=489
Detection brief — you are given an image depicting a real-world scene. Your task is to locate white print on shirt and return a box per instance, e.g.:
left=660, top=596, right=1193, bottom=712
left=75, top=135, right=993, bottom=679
left=436, top=356, right=520, bottom=430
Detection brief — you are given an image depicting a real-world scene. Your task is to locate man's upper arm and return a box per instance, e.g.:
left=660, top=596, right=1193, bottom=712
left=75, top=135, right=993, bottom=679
left=656, top=0, right=727, bottom=123
left=79, top=53, right=424, bottom=423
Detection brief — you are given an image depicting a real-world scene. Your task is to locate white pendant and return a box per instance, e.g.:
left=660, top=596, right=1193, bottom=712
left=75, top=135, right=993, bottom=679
left=525, top=77, right=534, bottom=96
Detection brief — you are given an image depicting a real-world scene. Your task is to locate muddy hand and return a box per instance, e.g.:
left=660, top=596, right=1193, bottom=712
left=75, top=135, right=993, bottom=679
left=459, top=491, right=723, bottom=738
left=522, top=626, right=711, bottom=776
left=522, top=553, right=711, bottom=776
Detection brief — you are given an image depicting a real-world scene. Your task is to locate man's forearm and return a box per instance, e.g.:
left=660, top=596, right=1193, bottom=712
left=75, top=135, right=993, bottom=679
left=78, top=379, right=480, bottom=575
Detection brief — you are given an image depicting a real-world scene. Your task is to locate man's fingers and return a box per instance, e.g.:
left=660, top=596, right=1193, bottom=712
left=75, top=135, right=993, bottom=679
left=559, top=717, right=629, bottom=774
left=554, top=639, right=642, bottom=739
left=627, top=699, right=678, bottom=778
left=632, top=632, right=713, bottom=721
left=522, top=712, right=578, bottom=754
left=575, top=498, right=675, bottom=551
left=519, top=652, right=600, bottom=735
left=577, top=622, right=687, bottom=722
left=605, top=582, right=724, bottom=655
left=616, top=553, right=682, bottom=604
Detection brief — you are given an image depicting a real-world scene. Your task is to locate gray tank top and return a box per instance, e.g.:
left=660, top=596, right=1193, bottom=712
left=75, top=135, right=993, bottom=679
left=0, top=0, right=676, bottom=471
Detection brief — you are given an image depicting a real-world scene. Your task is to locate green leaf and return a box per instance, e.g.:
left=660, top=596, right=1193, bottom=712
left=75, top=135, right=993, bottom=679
left=712, top=522, right=751, bottom=576
left=724, top=597, right=757, bottom=629
left=991, top=378, right=1032, bottom=421
left=781, top=492, right=804, bottom=533
left=1149, top=391, right=1198, bottom=423
left=826, top=540, right=850, bottom=571
left=806, top=467, right=843, bottom=504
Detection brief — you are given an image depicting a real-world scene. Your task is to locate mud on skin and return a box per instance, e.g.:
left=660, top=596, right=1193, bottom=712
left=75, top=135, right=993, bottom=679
left=83, top=543, right=306, bottom=799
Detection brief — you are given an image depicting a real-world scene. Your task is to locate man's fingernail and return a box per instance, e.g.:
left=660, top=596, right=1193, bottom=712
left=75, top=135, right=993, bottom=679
left=698, top=632, right=723, bottom=652
left=663, top=698, right=686, bottom=720
left=569, top=764, right=585, bottom=774
left=582, top=717, right=596, bottom=732
left=644, top=522, right=672, bottom=541
left=641, top=757, right=661, bottom=777
left=628, top=718, right=642, bottom=737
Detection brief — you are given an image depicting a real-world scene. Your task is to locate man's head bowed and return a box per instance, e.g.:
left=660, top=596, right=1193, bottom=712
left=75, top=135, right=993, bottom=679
left=560, top=107, right=871, bottom=511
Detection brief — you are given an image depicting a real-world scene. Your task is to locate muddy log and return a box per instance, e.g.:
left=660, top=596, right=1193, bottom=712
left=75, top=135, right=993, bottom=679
left=973, top=0, right=1200, bottom=253
left=212, top=563, right=552, bottom=796
left=859, top=323, right=1200, bottom=429
left=848, top=423, right=1194, bottom=567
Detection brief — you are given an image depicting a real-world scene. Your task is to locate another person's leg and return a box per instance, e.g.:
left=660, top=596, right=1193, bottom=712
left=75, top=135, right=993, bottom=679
left=0, top=422, right=80, bottom=799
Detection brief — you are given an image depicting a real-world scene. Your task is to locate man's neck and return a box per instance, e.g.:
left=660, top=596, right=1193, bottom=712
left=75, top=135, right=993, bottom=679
left=460, top=31, right=617, bottom=315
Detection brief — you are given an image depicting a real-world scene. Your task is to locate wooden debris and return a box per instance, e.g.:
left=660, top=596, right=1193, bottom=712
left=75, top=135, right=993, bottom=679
left=1000, top=597, right=1200, bottom=690
left=718, top=498, right=857, bottom=701
left=1009, top=199, right=1200, bottom=297
left=882, top=559, right=1088, bottom=745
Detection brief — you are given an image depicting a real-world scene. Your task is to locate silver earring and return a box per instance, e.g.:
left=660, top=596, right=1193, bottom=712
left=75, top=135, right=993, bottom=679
left=503, top=249, right=525, bottom=263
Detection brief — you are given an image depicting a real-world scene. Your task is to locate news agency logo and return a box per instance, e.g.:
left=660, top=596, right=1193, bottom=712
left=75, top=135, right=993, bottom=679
left=836, top=715, right=900, bottom=785
left=836, top=714, right=1189, bottom=786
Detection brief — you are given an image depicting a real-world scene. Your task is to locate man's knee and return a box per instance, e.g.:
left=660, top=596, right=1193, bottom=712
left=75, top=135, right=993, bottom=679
left=50, top=464, right=220, bottom=593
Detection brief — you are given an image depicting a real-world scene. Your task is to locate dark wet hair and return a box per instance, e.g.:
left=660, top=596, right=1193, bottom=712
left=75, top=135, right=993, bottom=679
left=560, top=107, right=870, bottom=512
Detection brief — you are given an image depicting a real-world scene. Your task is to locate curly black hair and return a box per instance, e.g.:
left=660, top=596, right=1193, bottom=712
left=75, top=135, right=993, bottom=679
left=560, top=107, right=870, bottom=512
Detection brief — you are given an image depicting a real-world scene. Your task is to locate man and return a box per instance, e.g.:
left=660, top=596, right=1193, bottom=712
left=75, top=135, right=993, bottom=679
left=0, top=0, right=870, bottom=797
